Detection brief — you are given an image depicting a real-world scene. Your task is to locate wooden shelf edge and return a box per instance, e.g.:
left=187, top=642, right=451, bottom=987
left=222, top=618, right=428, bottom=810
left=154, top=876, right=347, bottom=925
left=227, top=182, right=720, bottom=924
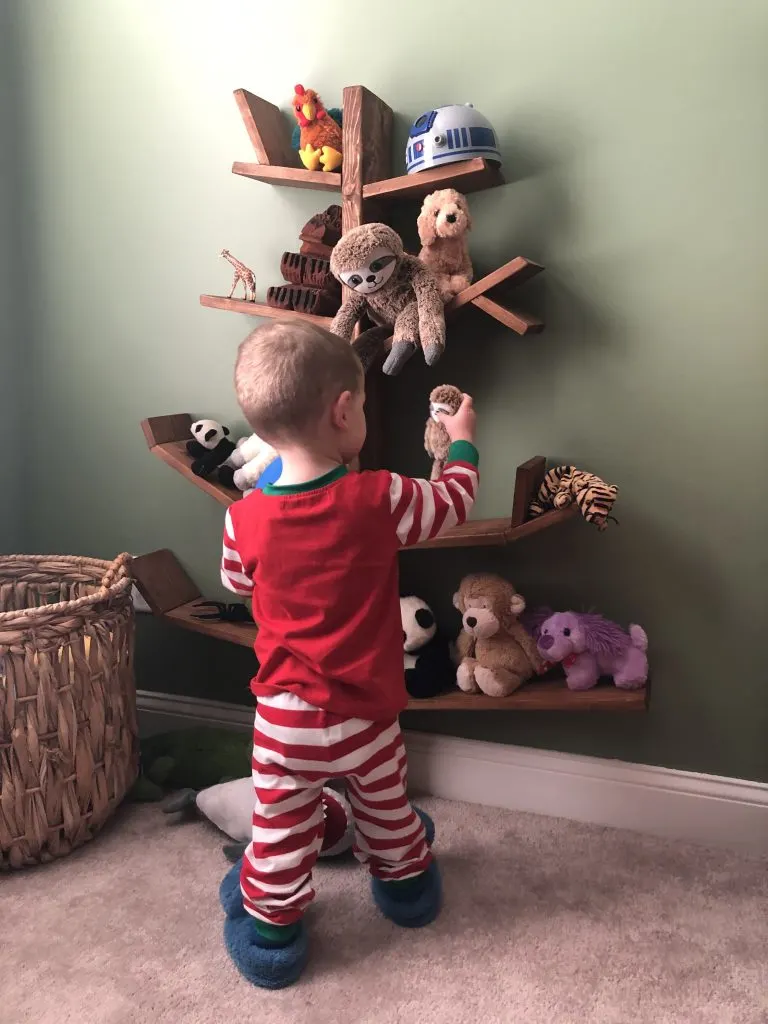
left=411, top=507, right=576, bottom=550
left=200, top=295, right=333, bottom=326
left=447, top=257, right=544, bottom=314
left=132, top=549, right=257, bottom=648
left=232, top=161, right=342, bottom=192
left=141, top=415, right=239, bottom=507
left=362, top=158, right=504, bottom=202
left=406, top=679, right=648, bottom=712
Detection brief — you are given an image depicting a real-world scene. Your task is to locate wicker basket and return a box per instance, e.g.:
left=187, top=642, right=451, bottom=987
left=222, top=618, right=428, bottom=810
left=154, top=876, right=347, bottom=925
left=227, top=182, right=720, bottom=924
left=0, top=554, right=138, bottom=869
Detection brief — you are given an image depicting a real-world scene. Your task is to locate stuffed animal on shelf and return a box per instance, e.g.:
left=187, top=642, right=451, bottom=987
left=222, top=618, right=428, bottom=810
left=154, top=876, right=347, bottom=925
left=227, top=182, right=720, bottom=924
left=291, top=84, right=343, bottom=173
left=222, top=432, right=280, bottom=492
left=453, top=573, right=546, bottom=697
left=424, top=384, right=463, bottom=481
left=330, top=223, right=446, bottom=376
left=534, top=611, right=648, bottom=691
left=401, top=595, right=454, bottom=699
left=186, top=420, right=238, bottom=481
left=417, top=189, right=473, bottom=302
left=528, top=465, right=619, bottom=531
left=163, top=779, right=354, bottom=862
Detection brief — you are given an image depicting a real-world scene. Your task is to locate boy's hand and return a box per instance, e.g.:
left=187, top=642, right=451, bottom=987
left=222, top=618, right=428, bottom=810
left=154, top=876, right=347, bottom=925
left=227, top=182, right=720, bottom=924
left=438, top=393, right=476, bottom=445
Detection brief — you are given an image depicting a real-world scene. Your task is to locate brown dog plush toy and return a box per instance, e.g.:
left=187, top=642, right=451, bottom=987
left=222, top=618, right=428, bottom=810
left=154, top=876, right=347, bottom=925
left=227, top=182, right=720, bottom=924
left=330, top=223, right=446, bottom=376
left=424, top=384, right=463, bottom=480
left=417, top=189, right=473, bottom=302
left=453, top=574, right=545, bottom=697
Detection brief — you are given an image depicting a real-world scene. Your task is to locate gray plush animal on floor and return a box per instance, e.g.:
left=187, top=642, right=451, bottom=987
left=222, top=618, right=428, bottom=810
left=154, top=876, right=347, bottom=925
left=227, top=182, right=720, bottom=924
left=329, top=223, right=446, bottom=376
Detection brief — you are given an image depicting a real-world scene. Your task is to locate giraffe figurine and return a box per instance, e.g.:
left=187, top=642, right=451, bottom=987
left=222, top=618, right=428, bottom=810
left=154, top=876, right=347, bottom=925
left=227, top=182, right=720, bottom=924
left=220, top=249, right=256, bottom=302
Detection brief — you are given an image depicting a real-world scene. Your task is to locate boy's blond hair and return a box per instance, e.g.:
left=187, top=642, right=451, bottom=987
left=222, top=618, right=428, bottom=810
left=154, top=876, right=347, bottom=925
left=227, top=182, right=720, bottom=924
left=234, top=319, right=363, bottom=441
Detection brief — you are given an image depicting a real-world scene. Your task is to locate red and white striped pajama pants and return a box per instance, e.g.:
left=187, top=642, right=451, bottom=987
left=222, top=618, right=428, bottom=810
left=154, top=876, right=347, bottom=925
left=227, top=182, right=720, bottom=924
left=240, top=691, right=432, bottom=926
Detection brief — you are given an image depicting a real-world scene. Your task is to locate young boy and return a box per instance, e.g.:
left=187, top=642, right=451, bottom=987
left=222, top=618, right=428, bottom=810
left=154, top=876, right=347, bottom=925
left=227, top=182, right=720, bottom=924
left=219, top=319, right=478, bottom=989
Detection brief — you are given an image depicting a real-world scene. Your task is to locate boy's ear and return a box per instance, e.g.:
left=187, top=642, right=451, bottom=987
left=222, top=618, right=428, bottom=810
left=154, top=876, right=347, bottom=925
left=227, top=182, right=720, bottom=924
left=330, top=389, right=353, bottom=429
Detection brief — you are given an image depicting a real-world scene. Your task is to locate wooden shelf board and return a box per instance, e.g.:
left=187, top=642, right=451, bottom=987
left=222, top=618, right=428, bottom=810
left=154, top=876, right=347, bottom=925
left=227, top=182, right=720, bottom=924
left=362, top=158, right=504, bottom=203
left=411, top=507, right=576, bottom=550
left=447, top=257, right=544, bottom=315
left=153, top=439, right=239, bottom=507
left=232, top=162, right=342, bottom=192
left=472, top=295, right=544, bottom=335
left=406, top=679, right=647, bottom=712
left=200, top=294, right=333, bottom=326
left=166, top=600, right=257, bottom=647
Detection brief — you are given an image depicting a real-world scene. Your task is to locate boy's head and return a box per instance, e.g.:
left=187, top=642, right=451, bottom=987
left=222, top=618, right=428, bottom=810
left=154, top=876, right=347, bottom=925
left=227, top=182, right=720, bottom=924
left=234, top=319, right=366, bottom=461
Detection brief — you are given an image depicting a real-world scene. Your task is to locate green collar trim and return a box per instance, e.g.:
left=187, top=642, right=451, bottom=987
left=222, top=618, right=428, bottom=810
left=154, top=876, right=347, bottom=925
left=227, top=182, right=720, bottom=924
left=263, top=464, right=348, bottom=496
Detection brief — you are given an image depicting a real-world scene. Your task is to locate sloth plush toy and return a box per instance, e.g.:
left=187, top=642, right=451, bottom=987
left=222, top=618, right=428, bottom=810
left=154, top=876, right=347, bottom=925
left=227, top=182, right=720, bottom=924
left=329, top=223, right=446, bottom=376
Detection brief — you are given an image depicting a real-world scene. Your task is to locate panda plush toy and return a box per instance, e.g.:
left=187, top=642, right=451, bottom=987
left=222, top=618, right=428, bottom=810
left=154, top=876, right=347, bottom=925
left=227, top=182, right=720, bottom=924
left=400, top=595, right=455, bottom=699
left=186, top=419, right=238, bottom=481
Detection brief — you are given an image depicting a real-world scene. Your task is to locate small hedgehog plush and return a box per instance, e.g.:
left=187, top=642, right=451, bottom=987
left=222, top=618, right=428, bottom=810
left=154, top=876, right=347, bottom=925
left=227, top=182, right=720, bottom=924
left=424, top=384, right=463, bottom=481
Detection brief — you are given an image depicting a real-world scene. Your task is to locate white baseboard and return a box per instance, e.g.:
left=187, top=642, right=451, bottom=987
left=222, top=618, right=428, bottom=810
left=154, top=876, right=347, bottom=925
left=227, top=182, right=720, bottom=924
left=136, top=690, right=768, bottom=854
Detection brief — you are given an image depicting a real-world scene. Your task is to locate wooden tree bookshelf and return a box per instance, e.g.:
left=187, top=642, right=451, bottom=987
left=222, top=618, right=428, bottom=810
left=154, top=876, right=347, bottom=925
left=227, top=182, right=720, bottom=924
left=138, top=85, right=647, bottom=714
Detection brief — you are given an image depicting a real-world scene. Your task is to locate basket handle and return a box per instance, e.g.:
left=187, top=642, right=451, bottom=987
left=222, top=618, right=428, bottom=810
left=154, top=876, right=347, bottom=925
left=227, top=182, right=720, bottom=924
left=100, top=552, right=133, bottom=592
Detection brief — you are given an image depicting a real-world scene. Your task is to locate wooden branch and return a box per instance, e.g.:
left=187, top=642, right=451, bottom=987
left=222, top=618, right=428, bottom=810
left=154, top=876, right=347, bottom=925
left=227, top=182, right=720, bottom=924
left=511, top=455, right=546, bottom=528
left=233, top=89, right=295, bottom=167
left=405, top=679, right=647, bottom=712
left=131, top=549, right=201, bottom=615
left=341, top=85, right=392, bottom=233
left=471, top=295, right=544, bottom=335
left=232, top=162, right=341, bottom=192
left=200, top=294, right=333, bottom=326
left=362, top=158, right=503, bottom=203
left=447, top=258, right=544, bottom=314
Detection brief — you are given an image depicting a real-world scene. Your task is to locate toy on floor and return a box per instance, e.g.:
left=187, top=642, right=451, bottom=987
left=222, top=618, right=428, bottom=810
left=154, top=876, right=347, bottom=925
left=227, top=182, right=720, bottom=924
left=453, top=573, right=546, bottom=697
left=417, top=189, right=473, bottom=301
left=130, top=727, right=252, bottom=802
left=405, top=103, right=501, bottom=174
left=401, top=596, right=454, bottom=699
left=187, top=420, right=238, bottom=481
left=424, top=384, right=463, bottom=480
left=330, top=223, right=446, bottom=376
left=291, top=84, right=343, bottom=172
left=528, top=465, right=619, bottom=531
left=534, top=611, right=648, bottom=691
left=164, top=778, right=354, bottom=861
left=220, top=249, right=256, bottom=301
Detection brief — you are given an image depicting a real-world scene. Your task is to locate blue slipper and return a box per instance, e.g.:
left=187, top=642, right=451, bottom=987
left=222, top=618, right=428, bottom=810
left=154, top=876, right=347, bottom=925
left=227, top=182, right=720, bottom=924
left=224, top=914, right=308, bottom=989
left=219, top=858, right=247, bottom=919
left=414, top=807, right=435, bottom=847
left=371, top=858, right=442, bottom=928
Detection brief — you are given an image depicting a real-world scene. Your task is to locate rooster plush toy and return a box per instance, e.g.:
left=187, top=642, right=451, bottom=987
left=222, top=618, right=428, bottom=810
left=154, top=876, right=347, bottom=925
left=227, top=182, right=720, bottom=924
left=291, top=83, right=343, bottom=172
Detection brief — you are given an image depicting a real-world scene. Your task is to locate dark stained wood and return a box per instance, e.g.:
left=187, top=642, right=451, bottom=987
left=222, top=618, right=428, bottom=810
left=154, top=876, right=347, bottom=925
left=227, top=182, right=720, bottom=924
left=200, top=294, right=333, bottom=326
left=341, top=85, right=392, bottom=234
left=412, top=517, right=511, bottom=550
left=447, top=258, right=544, bottom=314
left=471, top=295, right=544, bottom=335
left=166, top=601, right=257, bottom=647
left=405, top=679, right=647, bottom=712
left=133, top=549, right=257, bottom=647
left=233, top=90, right=296, bottom=167
left=141, top=413, right=193, bottom=448
left=511, top=455, right=547, bottom=528
left=232, top=162, right=342, bottom=192
left=362, top=158, right=504, bottom=203
left=131, top=549, right=201, bottom=615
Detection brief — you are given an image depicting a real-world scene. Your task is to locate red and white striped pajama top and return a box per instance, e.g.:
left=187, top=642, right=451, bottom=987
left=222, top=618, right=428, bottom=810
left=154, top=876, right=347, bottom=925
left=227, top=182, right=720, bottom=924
left=221, top=441, right=479, bottom=924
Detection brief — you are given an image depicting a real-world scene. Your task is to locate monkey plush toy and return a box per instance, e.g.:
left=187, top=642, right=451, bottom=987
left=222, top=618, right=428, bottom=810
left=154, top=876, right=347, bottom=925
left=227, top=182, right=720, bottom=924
left=329, top=223, right=446, bottom=376
left=424, top=384, right=463, bottom=480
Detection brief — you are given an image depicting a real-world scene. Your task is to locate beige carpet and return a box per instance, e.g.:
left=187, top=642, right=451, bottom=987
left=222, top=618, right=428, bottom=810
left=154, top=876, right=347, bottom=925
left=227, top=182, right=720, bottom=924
left=3, top=798, right=767, bottom=1024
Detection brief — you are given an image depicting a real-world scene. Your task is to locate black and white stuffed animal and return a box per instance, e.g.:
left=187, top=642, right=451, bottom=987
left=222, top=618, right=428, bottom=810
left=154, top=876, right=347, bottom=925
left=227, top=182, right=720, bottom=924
left=401, top=595, right=454, bottom=699
left=186, top=419, right=237, bottom=481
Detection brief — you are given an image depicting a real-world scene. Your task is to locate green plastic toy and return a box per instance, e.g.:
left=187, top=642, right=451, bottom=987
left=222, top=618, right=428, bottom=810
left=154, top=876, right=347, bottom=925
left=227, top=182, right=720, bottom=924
left=130, top=726, right=252, bottom=802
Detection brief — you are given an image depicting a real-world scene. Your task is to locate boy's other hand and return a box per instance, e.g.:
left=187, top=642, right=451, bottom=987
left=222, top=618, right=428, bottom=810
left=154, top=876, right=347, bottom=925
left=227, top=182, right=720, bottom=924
left=438, top=393, right=476, bottom=445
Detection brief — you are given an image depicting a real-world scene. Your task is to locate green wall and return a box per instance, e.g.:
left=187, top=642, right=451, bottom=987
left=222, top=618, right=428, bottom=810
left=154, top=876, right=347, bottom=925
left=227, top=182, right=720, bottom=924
left=12, top=0, right=768, bottom=780
left=0, top=2, right=27, bottom=552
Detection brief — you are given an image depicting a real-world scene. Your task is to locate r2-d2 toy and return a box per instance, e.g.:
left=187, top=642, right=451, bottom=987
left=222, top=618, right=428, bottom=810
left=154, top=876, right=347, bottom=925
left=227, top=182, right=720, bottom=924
left=405, top=103, right=501, bottom=175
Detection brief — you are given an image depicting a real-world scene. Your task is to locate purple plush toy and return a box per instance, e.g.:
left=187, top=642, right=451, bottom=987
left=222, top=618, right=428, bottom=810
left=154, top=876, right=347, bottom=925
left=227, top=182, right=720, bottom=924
left=534, top=611, right=648, bottom=691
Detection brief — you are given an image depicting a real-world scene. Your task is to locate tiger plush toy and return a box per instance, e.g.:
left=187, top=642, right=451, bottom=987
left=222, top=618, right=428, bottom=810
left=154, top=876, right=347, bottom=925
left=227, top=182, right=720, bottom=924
left=528, top=465, right=618, bottom=531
